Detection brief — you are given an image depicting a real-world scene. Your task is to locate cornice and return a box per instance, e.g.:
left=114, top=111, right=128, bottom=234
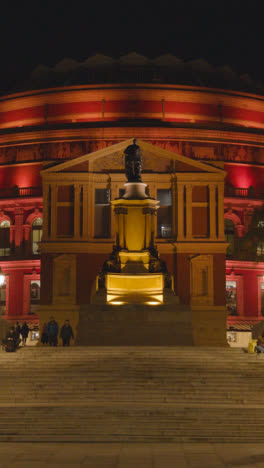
left=1, top=83, right=264, bottom=109
left=0, top=126, right=264, bottom=148
left=40, top=241, right=228, bottom=254
left=226, top=260, right=264, bottom=270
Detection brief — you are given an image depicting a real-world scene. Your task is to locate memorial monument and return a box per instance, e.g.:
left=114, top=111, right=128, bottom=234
left=38, top=138, right=228, bottom=346
left=93, top=139, right=171, bottom=306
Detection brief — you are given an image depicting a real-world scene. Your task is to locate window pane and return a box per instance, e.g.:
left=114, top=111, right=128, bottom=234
left=0, top=227, right=10, bottom=249
left=157, top=189, right=172, bottom=206
left=0, top=284, right=6, bottom=303
left=32, top=217, right=43, bottom=226
left=0, top=248, right=10, bottom=256
left=224, top=219, right=235, bottom=256
left=0, top=220, right=10, bottom=228
left=226, top=280, right=238, bottom=316
left=95, top=189, right=110, bottom=205
left=257, top=242, right=264, bottom=257
left=94, top=205, right=111, bottom=238
left=157, top=206, right=172, bottom=238
left=157, top=189, right=172, bottom=238
left=32, top=228, right=42, bottom=255
left=94, top=189, right=110, bottom=238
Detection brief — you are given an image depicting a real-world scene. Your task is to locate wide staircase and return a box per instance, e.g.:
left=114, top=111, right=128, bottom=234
left=1, top=346, right=264, bottom=442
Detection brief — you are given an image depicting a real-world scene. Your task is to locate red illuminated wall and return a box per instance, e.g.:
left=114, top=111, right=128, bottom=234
left=225, top=163, right=264, bottom=190
left=0, top=163, right=42, bottom=189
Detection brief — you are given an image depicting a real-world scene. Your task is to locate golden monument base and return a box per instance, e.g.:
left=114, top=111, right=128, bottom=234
left=74, top=302, right=228, bottom=347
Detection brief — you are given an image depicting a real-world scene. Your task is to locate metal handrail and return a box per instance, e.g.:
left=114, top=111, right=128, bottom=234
left=0, top=186, right=42, bottom=199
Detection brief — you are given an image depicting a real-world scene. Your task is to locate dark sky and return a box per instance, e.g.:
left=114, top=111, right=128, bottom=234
left=0, top=0, right=263, bottom=92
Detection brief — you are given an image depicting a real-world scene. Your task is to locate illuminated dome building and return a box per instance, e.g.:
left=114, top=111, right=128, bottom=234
left=0, top=53, right=263, bottom=340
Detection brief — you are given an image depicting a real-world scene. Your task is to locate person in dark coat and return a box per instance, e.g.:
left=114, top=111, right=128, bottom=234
left=41, top=322, right=49, bottom=345
left=15, top=321, right=21, bottom=341
left=60, top=320, right=74, bottom=346
left=21, top=322, right=29, bottom=346
left=256, top=336, right=264, bottom=353
left=3, top=326, right=17, bottom=352
left=47, top=317, right=59, bottom=347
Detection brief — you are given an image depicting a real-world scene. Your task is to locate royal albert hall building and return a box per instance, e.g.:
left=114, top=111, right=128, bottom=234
left=0, top=53, right=263, bottom=339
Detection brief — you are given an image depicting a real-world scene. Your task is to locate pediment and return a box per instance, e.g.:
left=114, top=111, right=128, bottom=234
left=41, top=139, right=224, bottom=175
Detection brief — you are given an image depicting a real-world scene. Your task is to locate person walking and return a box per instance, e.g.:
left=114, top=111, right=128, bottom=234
left=60, top=320, right=74, bottom=346
left=15, top=321, right=21, bottom=342
left=41, top=322, right=49, bottom=345
left=21, top=322, right=29, bottom=346
left=47, top=317, right=59, bottom=347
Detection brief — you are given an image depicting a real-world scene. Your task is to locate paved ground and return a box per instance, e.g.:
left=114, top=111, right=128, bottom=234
left=0, top=443, right=264, bottom=467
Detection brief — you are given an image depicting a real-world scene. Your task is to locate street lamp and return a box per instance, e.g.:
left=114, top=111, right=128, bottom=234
left=0, top=268, right=5, bottom=286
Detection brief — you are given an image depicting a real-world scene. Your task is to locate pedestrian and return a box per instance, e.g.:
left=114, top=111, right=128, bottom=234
left=41, top=322, right=49, bottom=345
left=60, top=320, right=74, bottom=346
left=47, top=316, right=58, bottom=347
left=255, top=336, right=264, bottom=354
left=15, top=321, right=21, bottom=341
left=21, top=322, right=29, bottom=346
left=3, top=326, right=17, bottom=352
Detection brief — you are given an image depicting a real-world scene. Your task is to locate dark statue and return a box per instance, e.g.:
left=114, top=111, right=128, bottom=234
left=124, top=139, right=143, bottom=182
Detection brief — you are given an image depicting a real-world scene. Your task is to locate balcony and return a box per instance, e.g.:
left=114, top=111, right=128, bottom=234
left=0, top=186, right=42, bottom=200
left=225, top=186, right=264, bottom=200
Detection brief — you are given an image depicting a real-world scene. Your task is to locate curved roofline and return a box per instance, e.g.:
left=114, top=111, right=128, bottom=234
left=1, top=83, right=264, bottom=104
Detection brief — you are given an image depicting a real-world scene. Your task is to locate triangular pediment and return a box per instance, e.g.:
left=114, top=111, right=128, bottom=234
left=41, top=139, right=224, bottom=175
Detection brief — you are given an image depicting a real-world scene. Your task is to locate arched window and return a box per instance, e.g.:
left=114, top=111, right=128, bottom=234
left=30, top=280, right=40, bottom=303
left=224, top=218, right=235, bottom=257
left=0, top=220, right=10, bottom=256
left=226, top=280, right=238, bottom=316
left=32, top=217, right=43, bottom=255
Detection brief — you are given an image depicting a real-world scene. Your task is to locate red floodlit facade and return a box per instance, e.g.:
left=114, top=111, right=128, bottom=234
left=0, top=75, right=264, bottom=327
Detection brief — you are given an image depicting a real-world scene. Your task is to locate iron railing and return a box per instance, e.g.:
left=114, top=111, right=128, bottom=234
left=225, top=186, right=264, bottom=200
left=0, top=186, right=42, bottom=199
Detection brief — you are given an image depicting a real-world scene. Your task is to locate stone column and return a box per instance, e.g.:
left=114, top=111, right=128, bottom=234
left=209, top=184, right=216, bottom=239
left=172, top=179, right=176, bottom=237
left=177, top=183, right=185, bottom=240
left=186, top=184, right=193, bottom=240
left=50, top=184, right=58, bottom=240
left=87, top=184, right=93, bottom=239
left=218, top=184, right=225, bottom=240
left=82, top=185, right=89, bottom=239
left=74, top=184, right=81, bottom=239
left=42, top=183, right=49, bottom=240
left=14, top=207, right=24, bottom=249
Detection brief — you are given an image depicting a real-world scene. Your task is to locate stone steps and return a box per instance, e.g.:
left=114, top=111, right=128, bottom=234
left=0, top=346, right=264, bottom=442
left=0, top=406, right=264, bottom=442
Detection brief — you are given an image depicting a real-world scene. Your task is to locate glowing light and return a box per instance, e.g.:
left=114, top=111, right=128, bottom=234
left=111, top=301, right=125, bottom=305
left=0, top=268, right=5, bottom=286
left=146, top=301, right=160, bottom=305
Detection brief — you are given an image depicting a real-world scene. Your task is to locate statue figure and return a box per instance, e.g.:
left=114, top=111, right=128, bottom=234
left=124, top=139, right=143, bottom=182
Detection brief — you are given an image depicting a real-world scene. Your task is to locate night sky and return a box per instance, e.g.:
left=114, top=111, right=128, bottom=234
left=0, top=1, right=263, bottom=92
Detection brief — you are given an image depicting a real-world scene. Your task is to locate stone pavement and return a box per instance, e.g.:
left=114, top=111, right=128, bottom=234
left=1, top=443, right=264, bottom=467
